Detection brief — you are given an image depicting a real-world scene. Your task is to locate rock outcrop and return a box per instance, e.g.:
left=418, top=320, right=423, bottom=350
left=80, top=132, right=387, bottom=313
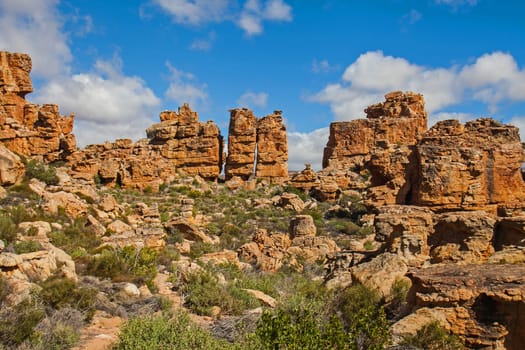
left=69, top=104, right=224, bottom=190
left=0, top=144, right=24, bottom=185
left=399, top=264, right=525, bottom=349
left=225, top=108, right=288, bottom=184
left=0, top=51, right=76, bottom=162
left=322, top=91, right=427, bottom=170
left=412, top=118, right=525, bottom=212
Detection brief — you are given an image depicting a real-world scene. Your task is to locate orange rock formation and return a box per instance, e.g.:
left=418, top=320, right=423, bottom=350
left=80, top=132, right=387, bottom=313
left=0, top=51, right=76, bottom=162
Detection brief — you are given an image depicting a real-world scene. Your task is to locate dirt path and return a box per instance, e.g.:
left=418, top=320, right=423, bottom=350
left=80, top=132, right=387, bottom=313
left=71, top=311, right=123, bottom=350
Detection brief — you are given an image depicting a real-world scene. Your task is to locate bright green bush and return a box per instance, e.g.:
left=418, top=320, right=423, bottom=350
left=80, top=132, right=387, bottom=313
left=400, top=321, right=465, bottom=350
left=115, top=312, right=235, bottom=350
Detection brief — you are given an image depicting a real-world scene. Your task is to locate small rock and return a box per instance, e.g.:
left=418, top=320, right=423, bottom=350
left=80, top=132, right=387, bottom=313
left=122, top=283, right=141, bottom=297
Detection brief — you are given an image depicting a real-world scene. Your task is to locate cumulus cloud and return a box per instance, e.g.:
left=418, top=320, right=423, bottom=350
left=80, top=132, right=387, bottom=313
left=400, top=9, right=422, bottom=25
left=312, top=59, right=339, bottom=74
left=190, top=31, right=217, bottom=51
left=288, top=127, right=329, bottom=171
left=237, top=91, right=268, bottom=108
left=164, top=62, right=208, bottom=108
left=152, top=0, right=230, bottom=25
left=239, top=0, right=292, bottom=35
left=435, top=0, right=478, bottom=7
left=153, top=0, right=292, bottom=36
left=312, top=50, right=525, bottom=125
left=33, top=56, right=161, bottom=146
left=0, top=0, right=71, bottom=78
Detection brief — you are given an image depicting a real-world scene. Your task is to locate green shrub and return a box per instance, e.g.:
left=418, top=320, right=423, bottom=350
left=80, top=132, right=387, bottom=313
left=0, top=299, right=46, bottom=347
left=400, top=321, right=465, bottom=350
left=0, top=213, right=17, bottom=244
left=15, top=240, right=41, bottom=254
left=255, top=308, right=349, bottom=350
left=24, top=159, right=59, bottom=185
left=27, top=307, right=83, bottom=350
left=181, top=270, right=258, bottom=316
left=332, top=284, right=390, bottom=350
left=39, top=275, right=97, bottom=321
left=115, top=312, right=235, bottom=350
left=8, top=204, right=33, bottom=224
left=87, top=246, right=158, bottom=285
left=49, top=217, right=100, bottom=253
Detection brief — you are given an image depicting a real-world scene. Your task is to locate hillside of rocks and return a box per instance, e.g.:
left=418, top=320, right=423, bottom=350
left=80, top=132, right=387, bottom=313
left=1, top=50, right=525, bottom=349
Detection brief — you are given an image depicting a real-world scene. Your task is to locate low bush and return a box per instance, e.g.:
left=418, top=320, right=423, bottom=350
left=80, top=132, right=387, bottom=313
left=15, top=240, right=41, bottom=254
left=25, top=307, right=83, bottom=350
left=24, top=159, right=59, bottom=186
left=0, top=212, right=17, bottom=244
left=115, top=312, right=235, bottom=350
left=0, top=299, right=46, bottom=348
left=39, top=275, right=97, bottom=321
left=87, top=246, right=158, bottom=285
left=181, top=269, right=258, bottom=316
left=400, top=321, right=465, bottom=350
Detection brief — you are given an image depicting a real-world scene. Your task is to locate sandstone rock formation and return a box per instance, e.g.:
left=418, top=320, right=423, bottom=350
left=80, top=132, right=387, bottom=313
left=0, top=51, right=76, bottom=162
left=225, top=108, right=258, bottom=181
left=322, top=91, right=427, bottom=170
left=69, top=104, right=224, bottom=190
left=255, top=111, right=288, bottom=183
left=401, top=264, right=525, bottom=349
left=225, top=108, right=288, bottom=184
left=412, top=118, right=525, bottom=212
left=0, top=144, right=24, bottom=185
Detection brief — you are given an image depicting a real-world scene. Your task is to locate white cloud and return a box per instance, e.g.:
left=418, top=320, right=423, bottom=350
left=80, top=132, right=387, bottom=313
left=312, top=59, right=338, bottom=74
left=288, top=127, right=329, bottom=171
left=164, top=62, right=208, bottom=108
left=153, top=0, right=292, bottom=36
left=509, top=116, right=525, bottom=141
left=435, top=0, right=478, bottom=7
left=190, top=31, right=217, bottom=51
left=152, top=0, right=230, bottom=25
left=312, top=50, right=525, bottom=124
left=400, top=9, right=422, bottom=25
left=33, top=55, right=161, bottom=146
left=239, top=0, right=292, bottom=36
left=0, top=0, right=71, bottom=78
left=237, top=91, right=268, bottom=108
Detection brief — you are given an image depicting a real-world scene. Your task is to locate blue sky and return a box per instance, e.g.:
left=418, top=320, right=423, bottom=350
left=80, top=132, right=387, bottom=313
left=1, top=0, right=524, bottom=170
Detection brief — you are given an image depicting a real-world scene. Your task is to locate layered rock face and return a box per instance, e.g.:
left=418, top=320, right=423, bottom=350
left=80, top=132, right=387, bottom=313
left=412, top=118, right=525, bottom=212
left=322, top=91, right=427, bottom=170
left=400, top=264, right=525, bottom=350
left=225, top=108, right=288, bottom=184
left=0, top=51, right=76, bottom=162
left=256, top=111, right=288, bottom=182
left=69, top=104, right=224, bottom=190
left=225, top=108, right=257, bottom=180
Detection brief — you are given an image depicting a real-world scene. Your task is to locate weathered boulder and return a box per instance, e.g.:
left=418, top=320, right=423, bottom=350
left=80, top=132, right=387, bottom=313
left=0, top=143, right=24, bottom=185
left=407, top=264, right=525, bottom=349
left=289, top=215, right=316, bottom=238
left=412, top=118, right=525, bottom=212
left=430, top=211, right=496, bottom=264
left=374, top=205, right=433, bottom=265
left=275, top=192, right=305, bottom=212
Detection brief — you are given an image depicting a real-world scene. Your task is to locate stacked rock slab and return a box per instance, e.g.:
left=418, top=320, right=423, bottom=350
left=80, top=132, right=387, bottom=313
left=0, top=51, right=76, bottom=162
left=256, top=111, right=288, bottom=183
left=322, top=91, right=427, bottom=170
left=69, top=103, right=223, bottom=190
left=225, top=108, right=288, bottom=184
left=225, top=108, right=257, bottom=180
left=411, top=118, right=525, bottom=213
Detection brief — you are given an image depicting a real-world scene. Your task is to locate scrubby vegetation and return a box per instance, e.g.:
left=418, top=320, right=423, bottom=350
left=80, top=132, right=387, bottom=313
left=0, top=172, right=449, bottom=350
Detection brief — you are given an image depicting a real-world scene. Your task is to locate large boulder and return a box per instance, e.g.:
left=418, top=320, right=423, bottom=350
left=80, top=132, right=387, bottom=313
left=0, top=144, right=24, bottom=185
